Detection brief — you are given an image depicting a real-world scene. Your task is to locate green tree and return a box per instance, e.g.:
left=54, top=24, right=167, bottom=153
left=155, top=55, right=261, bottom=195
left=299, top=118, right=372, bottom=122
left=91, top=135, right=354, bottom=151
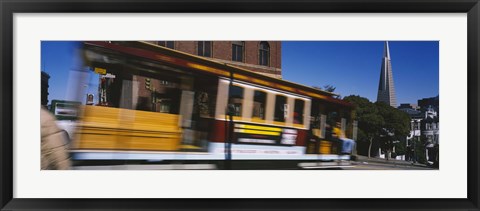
left=343, top=95, right=384, bottom=157
left=415, top=136, right=427, bottom=164
left=394, top=138, right=407, bottom=156
left=344, top=96, right=411, bottom=159
left=375, top=102, right=411, bottom=160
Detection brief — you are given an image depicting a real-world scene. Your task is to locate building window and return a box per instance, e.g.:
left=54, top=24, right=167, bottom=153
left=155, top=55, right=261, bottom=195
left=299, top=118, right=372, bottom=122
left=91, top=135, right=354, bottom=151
left=198, top=41, right=212, bottom=57
left=252, top=90, right=266, bottom=120
left=232, top=41, right=244, bottom=62
left=259, top=41, right=270, bottom=66
left=274, top=95, right=287, bottom=122
left=228, top=85, right=244, bottom=117
left=294, top=99, right=304, bottom=124
left=157, top=41, right=175, bottom=49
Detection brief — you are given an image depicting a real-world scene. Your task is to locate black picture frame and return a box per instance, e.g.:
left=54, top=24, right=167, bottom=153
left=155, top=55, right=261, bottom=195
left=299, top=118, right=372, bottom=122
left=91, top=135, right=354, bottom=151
left=1, top=0, right=479, bottom=210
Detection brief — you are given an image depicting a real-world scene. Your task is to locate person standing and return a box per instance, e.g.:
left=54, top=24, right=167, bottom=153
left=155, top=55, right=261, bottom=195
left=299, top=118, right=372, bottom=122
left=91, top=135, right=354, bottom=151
left=41, top=107, right=71, bottom=170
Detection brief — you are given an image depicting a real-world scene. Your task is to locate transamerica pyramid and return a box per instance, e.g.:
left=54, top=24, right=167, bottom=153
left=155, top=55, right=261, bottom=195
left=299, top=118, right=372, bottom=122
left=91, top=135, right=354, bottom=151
left=376, top=41, right=397, bottom=107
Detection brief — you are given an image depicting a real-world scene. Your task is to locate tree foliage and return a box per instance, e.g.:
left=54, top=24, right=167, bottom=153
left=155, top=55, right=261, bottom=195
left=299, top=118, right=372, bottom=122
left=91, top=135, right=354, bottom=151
left=375, top=102, right=411, bottom=138
left=344, top=96, right=383, bottom=136
left=343, top=95, right=411, bottom=158
left=343, top=95, right=384, bottom=157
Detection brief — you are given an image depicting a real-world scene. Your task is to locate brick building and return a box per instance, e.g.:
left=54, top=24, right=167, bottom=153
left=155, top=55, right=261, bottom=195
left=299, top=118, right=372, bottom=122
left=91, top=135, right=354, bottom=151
left=145, top=41, right=282, bottom=78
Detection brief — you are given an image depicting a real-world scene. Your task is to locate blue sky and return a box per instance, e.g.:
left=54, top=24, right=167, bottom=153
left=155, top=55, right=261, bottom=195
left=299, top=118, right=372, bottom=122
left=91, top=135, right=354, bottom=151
left=282, top=41, right=439, bottom=104
left=42, top=41, right=438, bottom=105
left=41, top=41, right=84, bottom=102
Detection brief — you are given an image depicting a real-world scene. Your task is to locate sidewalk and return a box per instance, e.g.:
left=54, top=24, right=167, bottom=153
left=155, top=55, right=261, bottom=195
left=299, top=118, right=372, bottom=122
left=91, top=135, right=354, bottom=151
left=353, top=155, right=431, bottom=168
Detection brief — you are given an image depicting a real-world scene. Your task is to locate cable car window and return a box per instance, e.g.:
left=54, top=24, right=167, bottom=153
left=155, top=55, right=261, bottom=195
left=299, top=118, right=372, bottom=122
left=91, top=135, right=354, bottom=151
left=294, top=99, right=304, bottom=124
left=274, top=95, right=287, bottom=122
left=252, top=90, right=266, bottom=119
left=229, top=85, right=244, bottom=117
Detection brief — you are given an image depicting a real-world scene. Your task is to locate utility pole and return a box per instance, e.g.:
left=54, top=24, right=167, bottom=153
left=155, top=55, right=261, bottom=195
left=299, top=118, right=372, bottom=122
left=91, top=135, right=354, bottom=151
left=225, top=69, right=234, bottom=170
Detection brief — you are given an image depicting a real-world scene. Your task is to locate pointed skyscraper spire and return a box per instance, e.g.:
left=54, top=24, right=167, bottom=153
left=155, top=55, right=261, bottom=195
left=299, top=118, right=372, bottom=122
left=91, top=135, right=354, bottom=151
left=376, top=41, right=397, bottom=107
left=383, top=41, right=390, bottom=59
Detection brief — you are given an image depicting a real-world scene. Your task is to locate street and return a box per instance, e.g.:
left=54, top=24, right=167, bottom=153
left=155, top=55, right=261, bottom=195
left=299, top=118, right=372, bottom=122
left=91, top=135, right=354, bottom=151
left=72, top=159, right=434, bottom=170
left=348, top=161, right=433, bottom=170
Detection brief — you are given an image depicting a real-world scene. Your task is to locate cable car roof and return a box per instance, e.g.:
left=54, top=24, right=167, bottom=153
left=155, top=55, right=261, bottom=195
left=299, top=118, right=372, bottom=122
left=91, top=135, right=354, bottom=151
left=84, top=41, right=353, bottom=108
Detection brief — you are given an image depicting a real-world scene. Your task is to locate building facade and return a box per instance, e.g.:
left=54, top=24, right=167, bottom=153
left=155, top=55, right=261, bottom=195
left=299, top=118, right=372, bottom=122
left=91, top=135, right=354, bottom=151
left=376, top=41, right=397, bottom=107
left=399, top=96, right=439, bottom=166
left=145, top=41, right=282, bottom=78
left=41, top=71, right=50, bottom=106
left=421, top=106, right=439, bottom=163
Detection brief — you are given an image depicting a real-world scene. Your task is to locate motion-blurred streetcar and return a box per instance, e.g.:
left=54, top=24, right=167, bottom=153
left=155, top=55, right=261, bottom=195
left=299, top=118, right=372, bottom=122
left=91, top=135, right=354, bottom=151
left=69, top=41, right=357, bottom=169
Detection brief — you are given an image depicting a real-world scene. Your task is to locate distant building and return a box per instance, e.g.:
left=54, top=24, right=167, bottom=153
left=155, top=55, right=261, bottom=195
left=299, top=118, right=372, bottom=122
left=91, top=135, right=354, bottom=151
left=403, top=115, right=423, bottom=162
left=405, top=110, right=423, bottom=147
left=144, top=41, right=282, bottom=79
left=376, top=41, right=397, bottom=107
left=421, top=106, right=439, bottom=145
left=41, top=71, right=50, bottom=106
left=398, top=103, right=419, bottom=110
left=399, top=96, right=439, bottom=166
left=399, top=108, right=421, bottom=116
left=418, top=96, right=439, bottom=112
left=398, top=103, right=421, bottom=117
